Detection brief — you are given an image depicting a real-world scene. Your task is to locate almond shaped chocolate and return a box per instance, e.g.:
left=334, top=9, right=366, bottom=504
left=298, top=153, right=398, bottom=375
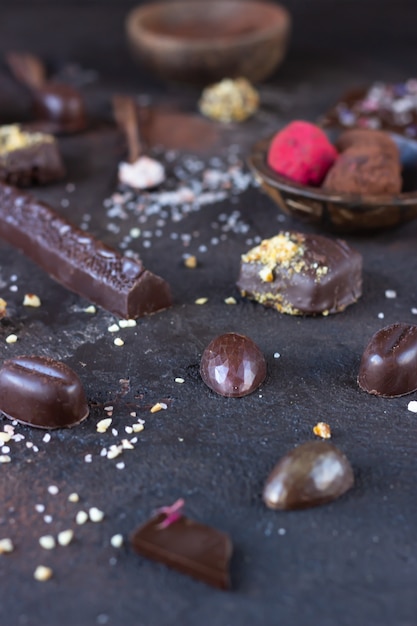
left=358, top=322, right=417, bottom=397
left=263, top=441, right=354, bottom=510
left=0, top=355, right=89, bottom=429
left=200, top=332, right=266, bottom=397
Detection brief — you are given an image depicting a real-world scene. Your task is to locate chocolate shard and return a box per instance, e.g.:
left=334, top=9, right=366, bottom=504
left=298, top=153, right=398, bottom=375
left=0, top=183, right=172, bottom=318
left=237, top=231, right=362, bottom=316
left=0, top=125, right=65, bottom=186
left=131, top=512, right=233, bottom=590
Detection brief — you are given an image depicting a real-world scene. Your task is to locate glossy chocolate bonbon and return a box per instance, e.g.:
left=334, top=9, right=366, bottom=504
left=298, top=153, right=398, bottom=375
left=263, top=441, right=354, bottom=510
left=237, top=231, right=362, bottom=316
left=131, top=508, right=232, bottom=590
left=200, top=332, right=267, bottom=398
left=0, top=355, right=89, bottom=429
left=0, top=184, right=172, bottom=318
left=358, top=322, right=417, bottom=397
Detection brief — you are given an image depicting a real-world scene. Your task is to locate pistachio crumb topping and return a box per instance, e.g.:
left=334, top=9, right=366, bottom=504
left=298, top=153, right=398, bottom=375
left=0, top=125, right=54, bottom=156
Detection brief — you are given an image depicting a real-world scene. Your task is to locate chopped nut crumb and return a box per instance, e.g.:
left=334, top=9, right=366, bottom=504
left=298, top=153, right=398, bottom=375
left=121, top=439, right=134, bottom=450
left=84, top=305, right=96, bottom=314
left=175, top=377, right=185, bottom=384
left=33, top=565, right=53, bottom=581
left=0, top=538, right=14, bottom=553
left=23, top=293, right=41, bottom=307
left=119, top=319, right=136, bottom=328
left=313, top=422, right=332, bottom=439
left=96, top=418, right=112, bottom=433
left=132, top=423, right=144, bottom=433
left=0, top=432, right=12, bottom=443
left=150, top=402, right=167, bottom=413
left=75, top=510, right=88, bottom=525
left=0, top=298, right=7, bottom=318
left=114, top=337, right=124, bottom=347
left=110, top=534, right=124, bottom=548
left=107, top=445, right=122, bottom=460
left=39, top=535, right=56, bottom=550
left=0, top=455, right=11, bottom=463
left=89, top=507, right=104, bottom=523
left=184, top=255, right=197, bottom=269
left=108, top=324, right=119, bottom=333
left=57, top=529, right=74, bottom=546
left=5, top=334, right=17, bottom=344
left=224, top=296, right=237, bottom=305
left=195, top=297, right=208, bottom=305
left=259, top=266, right=274, bottom=283
left=68, top=492, right=79, bottom=503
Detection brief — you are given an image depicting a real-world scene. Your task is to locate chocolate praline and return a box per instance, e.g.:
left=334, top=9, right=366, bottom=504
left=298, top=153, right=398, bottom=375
left=200, top=332, right=266, bottom=398
left=358, top=322, right=417, bottom=397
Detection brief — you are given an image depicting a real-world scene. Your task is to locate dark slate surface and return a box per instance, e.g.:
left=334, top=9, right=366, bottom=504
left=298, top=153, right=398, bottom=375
left=0, top=3, right=417, bottom=625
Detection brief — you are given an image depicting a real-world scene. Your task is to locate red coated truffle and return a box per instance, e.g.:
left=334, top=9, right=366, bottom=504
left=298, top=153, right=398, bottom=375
left=267, top=121, right=338, bottom=186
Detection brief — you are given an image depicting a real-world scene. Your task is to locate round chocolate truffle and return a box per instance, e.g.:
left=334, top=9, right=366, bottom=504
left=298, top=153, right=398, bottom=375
left=200, top=332, right=266, bottom=398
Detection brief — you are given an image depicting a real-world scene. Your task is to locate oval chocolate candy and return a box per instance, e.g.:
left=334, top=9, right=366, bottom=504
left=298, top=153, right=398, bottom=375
left=0, top=355, right=89, bottom=428
left=358, top=322, right=417, bottom=397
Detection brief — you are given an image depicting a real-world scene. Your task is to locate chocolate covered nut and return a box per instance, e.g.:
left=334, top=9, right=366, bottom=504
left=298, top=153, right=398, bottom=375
left=0, top=355, right=89, bottom=429
left=358, top=322, right=417, bottom=397
left=0, top=184, right=172, bottom=319
left=237, top=231, right=362, bottom=316
left=263, top=441, right=354, bottom=510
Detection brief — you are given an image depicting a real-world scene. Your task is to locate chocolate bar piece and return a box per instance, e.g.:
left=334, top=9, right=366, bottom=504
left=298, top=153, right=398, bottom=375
left=0, top=124, right=65, bottom=186
left=0, top=184, right=172, bottom=318
left=0, top=355, right=89, bottom=429
left=358, top=323, right=417, bottom=397
left=131, top=510, right=232, bottom=590
left=237, top=231, right=362, bottom=316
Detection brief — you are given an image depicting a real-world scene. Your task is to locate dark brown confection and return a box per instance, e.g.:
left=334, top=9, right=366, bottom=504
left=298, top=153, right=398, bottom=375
left=33, top=82, right=88, bottom=134
left=336, top=128, right=400, bottom=159
left=131, top=512, right=233, bottom=590
left=200, top=332, right=267, bottom=397
left=323, top=146, right=402, bottom=195
left=0, top=125, right=65, bottom=186
left=263, top=441, right=354, bottom=510
left=237, top=231, right=362, bottom=316
left=358, top=322, right=417, bottom=397
left=0, top=184, right=172, bottom=318
left=0, top=355, right=89, bottom=429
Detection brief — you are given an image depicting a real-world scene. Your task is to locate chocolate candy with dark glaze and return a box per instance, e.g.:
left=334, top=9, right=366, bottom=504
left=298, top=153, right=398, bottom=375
left=358, top=322, right=417, bottom=397
left=33, top=82, right=88, bottom=134
left=0, top=183, right=172, bottom=318
left=0, top=355, right=89, bottom=429
left=237, top=231, right=362, bottom=316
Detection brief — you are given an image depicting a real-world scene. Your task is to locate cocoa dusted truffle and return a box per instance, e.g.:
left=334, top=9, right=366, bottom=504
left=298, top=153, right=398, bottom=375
left=323, top=147, right=402, bottom=195
left=335, top=128, right=400, bottom=159
left=237, top=231, right=362, bottom=316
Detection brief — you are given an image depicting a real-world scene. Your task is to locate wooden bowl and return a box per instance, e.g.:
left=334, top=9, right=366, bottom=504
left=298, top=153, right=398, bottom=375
left=126, top=0, right=291, bottom=85
left=248, top=136, right=417, bottom=233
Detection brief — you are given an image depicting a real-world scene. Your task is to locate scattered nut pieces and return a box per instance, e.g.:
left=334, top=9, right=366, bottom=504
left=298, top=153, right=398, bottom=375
left=110, top=534, right=124, bottom=548
left=23, top=293, right=41, bottom=307
left=224, top=296, right=237, bottom=305
left=0, top=455, right=11, bottom=463
left=0, top=432, right=12, bottom=443
left=108, top=324, right=119, bottom=333
left=39, top=535, right=56, bottom=550
left=119, top=319, right=136, bottom=328
left=150, top=402, right=167, bottom=414
left=68, top=492, right=80, bottom=503
left=5, top=334, right=17, bottom=344
left=96, top=418, right=112, bottom=433
left=89, top=507, right=104, bottom=523
left=75, top=510, right=89, bottom=525
left=57, top=529, right=74, bottom=547
left=33, top=565, right=53, bottom=582
left=385, top=289, right=397, bottom=299
left=184, top=255, right=197, bottom=269
left=0, top=298, right=7, bottom=318
left=0, top=538, right=14, bottom=554
left=84, top=305, right=96, bottom=314
left=132, top=423, right=144, bottom=433
left=407, top=400, right=417, bottom=413
left=107, top=445, right=123, bottom=460
left=175, top=377, right=185, bottom=384
left=313, top=422, right=332, bottom=439
left=195, top=297, right=208, bottom=305
left=114, top=338, right=124, bottom=347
